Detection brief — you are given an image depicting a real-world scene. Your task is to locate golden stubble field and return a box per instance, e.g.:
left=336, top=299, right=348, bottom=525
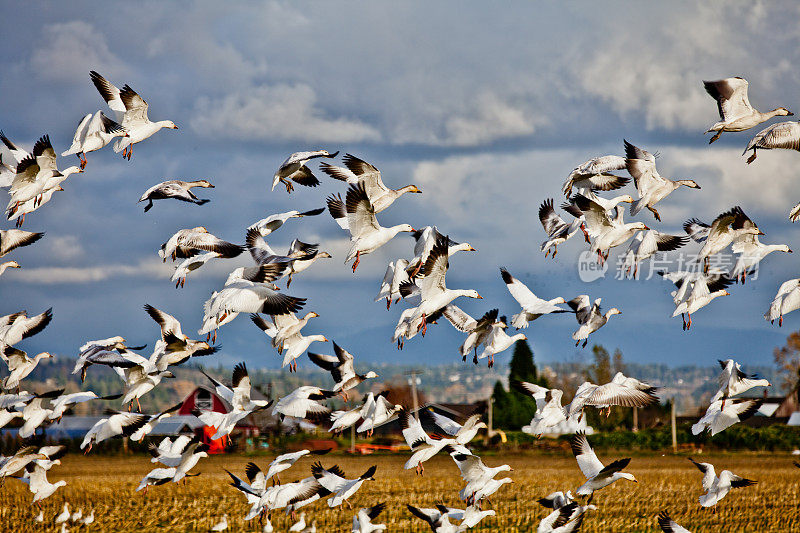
left=1, top=451, right=799, bottom=532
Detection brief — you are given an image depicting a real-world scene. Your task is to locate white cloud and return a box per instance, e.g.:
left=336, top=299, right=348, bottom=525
left=191, top=83, right=382, bottom=143
left=47, top=235, right=85, bottom=262
left=439, top=92, right=539, bottom=147
left=13, top=258, right=170, bottom=284
left=30, top=21, right=122, bottom=82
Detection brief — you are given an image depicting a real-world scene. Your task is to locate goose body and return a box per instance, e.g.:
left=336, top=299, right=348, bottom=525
left=159, top=226, right=244, bottom=262
left=573, top=194, right=648, bottom=262
left=730, top=233, right=791, bottom=283
left=272, top=150, right=338, bottom=193
left=765, top=278, right=800, bottom=326
left=568, top=295, right=620, bottom=347
left=704, top=77, right=792, bottom=143
left=539, top=199, right=587, bottom=257
left=624, top=140, right=700, bottom=221
left=320, top=153, right=421, bottom=212
left=1, top=346, right=53, bottom=390
left=139, top=179, right=214, bottom=212
left=500, top=268, right=568, bottom=328
left=312, top=462, right=377, bottom=507
left=743, top=120, right=800, bottom=163
left=571, top=432, right=636, bottom=497
left=273, top=386, right=335, bottom=419
left=90, top=71, right=178, bottom=160
left=688, top=458, right=756, bottom=507
left=692, top=397, right=763, bottom=436
left=562, top=155, right=629, bottom=197
left=620, top=230, right=688, bottom=279
left=684, top=206, right=763, bottom=269
left=61, top=110, right=127, bottom=168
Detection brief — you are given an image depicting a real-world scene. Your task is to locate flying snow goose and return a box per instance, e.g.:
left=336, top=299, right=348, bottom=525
left=22, top=462, right=66, bottom=503
left=49, top=390, right=122, bottom=421
left=144, top=304, right=218, bottom=367
left=624, top=140, right=700, bottom=222
left=273, top=386, right=335, bottom=420
left=136, top=466, right=178, bottom=493
left=0, top=260, right=20, bottom=276
left=249, top=207, right=325, bottom=236
left=405, top=226, right=475, bottom=277
left=537, top=490, right=575, bottom=511
left=71, top=336, right=144, bottom=382
left=320, top=153, right=421, bottom=211
left=356, top=393, right=402, bottom=435
left=620, top=230, right=688, bottom=279
left=765, top=278, right=800, bottom=326
left=308, top=342, right=378, bottom=399
left=563, top=191, right=634, bottom=213
left=500, top=268, right=568, bottom=328
left=0, top=229, right=44, bottom=258
left=171, top=251, right=222, bottom=288
left=375, top=259, right=410, bottom=309
left=573, top=195, right=648, bottom=263
left=688, top=458, right=756, bottom=507
left=442, top=306, right=500, bottom=362
left=704, top=77, right=792, bottom=144
left=352, top=502, right=387, bottom=532
left=562, top=155, right=629, bottom=197
left=251, top=310, right=318, bottom=352
left=139, top=179, right=214, bottom=212
left=668, top=273, right=732, bottom=330
left=568, top=295, right=620, bottom=348
left=262, top=448, right=332, bottom=485
left=537, top=502, right=592, bottom=533
left=326, top=183, right=416, bottom=271
left=657, top=511, right=691, bottom=533
left=684, top=206, right=764, bottom=272
left=716, top=359, right=771, bottom=400
left=538, top=199, right=588, bottom=258
left=80, top=411, right=148, bottom=452
left=692, top=396, right=763, bottom=436
left=406, top=234, right=482, bottom=335
left=18, top=389, right=64, bottom=438
left=272, top=150, right=338, bottom=193
left=198, top=363, right=272, bottom=440
left=283, top=240, right=332, bottom=286
left=6, top=185, right=64, bottom=227
left=0, top=307, right=52, bottom=347
left=730, top=232, right=791, bottom=284
left=477, top=321, right=526, bottom=367
left=743, top=120, right=800, bottom=164
left=425, top=408, right=486, bottom=445
left=0, top=446, right=47, bottom=480
left=406, top=505, right=462, bottom=533
left=567, top=373, right=658, bottom=417
left=571, top=432, right=636, bottom=501
left=7, top=135, right=82, bottom=213
left=519, top=387, right=567, bottom=437
left=328, top=402, right=367, bottom=434
left=447, top=449, right=512, bottom=504
left=89, top=70, right=178, bottom=160
left=1, top=345, right=53, bottom=390
left=128, top=402, right=182, bottom=442
left=312, top=462, right=377, bottom=507
left=159, top=226, right=244, bottom=262
left=400, top=407, right=451, bottom=475
left=61, top=110, right=127, bottom=168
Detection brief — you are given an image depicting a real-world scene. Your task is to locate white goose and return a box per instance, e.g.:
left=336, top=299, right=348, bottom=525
left=356, top=393, right=402, bottom=435
left=571, top=432, right=636, bottom=502
left=668, top=273, right=732, bottom=330
left=567, top=295, right=620, bottom=348
left=562, top=155, right=629, bottom=197
left=691, top=396, right=763, bottom=436
left=0, top=260, right=20, bottom=275
left=406, top=234, right=482, bottom=335
left=477, top=321, right=527, bottom=368
left=406, top=226, right=475, bottom=277
left=171, top=251, right=221, bottom=288
left=375, top=259, right=410, bottom=309
left=89, top=71, right=178, bottom=160
left=688, top=458, right=756, bottom=508
left=684, top=206, right=763, bottom=272
left=1, top=346, right=53, bottom=390
left=624, top=140, right=700, bottom=222
left=263, top=447, right=332, bottom=484
left=80, top=411, right=149, bottom=452
left=620, top=230, right=688, bottom=279
left=248, top=207, right=325, bottom=236
left=352, top=502, right=387, bottom=532
left=730, top=232, right=791, bottom=284
left=6, top=185, right=64, bottom=227
left=61, top=110, right=127, bottom=168
left=308, top=342, right=379, bottom=399
left=716, top=359, right=771, bottom=400
left=311, top=462, right=377, bottom=507
left=743, top=120, right=800, bottom=164
left=22, top=463, right=66, bottom=503
left=320, top=153, right=421, bottom=212
left=518, top=385, right=567, bottom=437
left=538, top=199, right=588, bottom=258
left=0, top=307, right=52, bottom=346
left=159, top=226, right=244, bottom=262
left=138, top=179, right=214, bottom=212
left=273, top=386, right=335, bottom=420
left=198, top=363, right=272, bottom=440
left=442, top=306, right=501, bottom=363
left=18, top=390, right=63, bottom=438
left=704, top=77, right=792, bottom=144
left=326, top=183, right=416, bottom=271
left=573, top=195, right=648, bottom=264
left=765, top=278, right=800, bottom=326
left=272, top=150, right=338, bottom=192
left=500, top=268, right=568, bottom=328
left=144, top=304, right=218, bottom=367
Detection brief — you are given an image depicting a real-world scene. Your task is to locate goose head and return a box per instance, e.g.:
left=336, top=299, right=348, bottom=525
left=317, top=251, right=332, bottom=258
left=4, top=261, right=20, bottom=269
left=617, top=194, right=635, bottom=204
left=605, top=308, right=622, bottom=318
left=618, top=472, right=637, bottom=483
left=392, top=224, right=416, bottom=235
left=195, top=179, right=215, bottom=188
left=777, top=244, right=792, bottom=253
left=401, top=184, right=422, bottom=194
left=454, top=242, right=476, bottom=252
left=462, top=289, right=483, bottom=299
left=318, top=150, right=338, bottom=157
left=364, top=371, right=379, bottom=379
left=775, top=107, right=793, bottom=116
left=552, top=297, right=567, bottom=304
left=677, top=179, right=701, bottom=189
left=62, top=166, right=84, bottom=177
left=160, top=120, right=179, bottom=129
left=304, top=311, right=320, bottom=320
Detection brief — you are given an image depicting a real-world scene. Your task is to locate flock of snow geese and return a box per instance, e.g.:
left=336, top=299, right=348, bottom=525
left=0, top=71, right=798, bottom=532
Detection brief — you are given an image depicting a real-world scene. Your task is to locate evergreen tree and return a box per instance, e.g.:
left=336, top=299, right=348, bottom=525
left=491, top=339, right=549, bottom=430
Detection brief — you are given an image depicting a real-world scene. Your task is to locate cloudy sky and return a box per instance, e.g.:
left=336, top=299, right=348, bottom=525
left=3, top=1, right=800, bottom=374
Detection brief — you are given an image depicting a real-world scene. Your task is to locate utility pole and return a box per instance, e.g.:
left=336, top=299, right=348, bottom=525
left=487, top=396, right=493, bottom=437
left=671, top=398, right=677, bottom=454
left=350, top=424, right=355, bottom=454
left=632, top=406, right=638, bottom=432
left=406, top=370, right=422, bottom=420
